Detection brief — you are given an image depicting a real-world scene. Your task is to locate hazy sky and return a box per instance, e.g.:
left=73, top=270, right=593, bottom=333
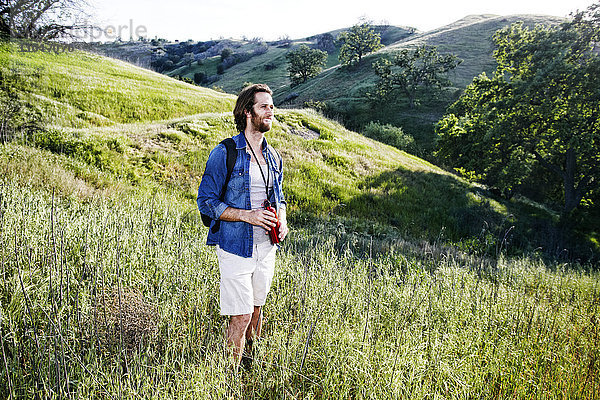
left=86, top=0, right=596, bottom=42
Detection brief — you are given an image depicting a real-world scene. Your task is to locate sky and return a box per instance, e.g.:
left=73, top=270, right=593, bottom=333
left=84, top=0, right=596, bottom=42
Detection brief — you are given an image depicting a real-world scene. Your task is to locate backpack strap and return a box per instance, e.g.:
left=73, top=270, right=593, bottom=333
left=211, top=137, right=237, bottom=233
left=220, top=138, right=237, bottom=199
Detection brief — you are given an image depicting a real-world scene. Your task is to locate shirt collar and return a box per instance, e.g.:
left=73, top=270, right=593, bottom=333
left=234, top=131, right=268, bottom=151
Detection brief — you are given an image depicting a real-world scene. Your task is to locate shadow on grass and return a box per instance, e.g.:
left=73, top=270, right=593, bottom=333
left=332, top=167, right=581, bottom=260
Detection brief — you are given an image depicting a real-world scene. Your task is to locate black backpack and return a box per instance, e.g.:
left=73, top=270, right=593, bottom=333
left=200, top=138, right=237, bottom=233
left=200, top=138, right=282, bottom=233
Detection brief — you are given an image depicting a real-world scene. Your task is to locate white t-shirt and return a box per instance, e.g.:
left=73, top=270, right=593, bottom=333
left=249, top=159, right=274, bottom=244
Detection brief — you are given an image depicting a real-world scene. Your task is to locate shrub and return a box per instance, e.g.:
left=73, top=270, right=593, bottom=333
left=253, top=44, right=269, bottom=56
left=303, top=99, right=327, bottom=113
left=363, top=121, right=416, bottom=153
left=314, top=33, right=336, bottom=52
left=94, top=287, right=159, bottom=350
left=193, top=72, right=207, bottom=84
left=220, top=48, right=233, bottom=61
left=282, top=92, right=299, bottom=103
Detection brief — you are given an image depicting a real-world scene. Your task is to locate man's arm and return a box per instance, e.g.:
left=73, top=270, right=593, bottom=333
left=220, top=207, right=278, bottom=232
left=278, top=207, right=288, bottom=241
left=220, top=206, right=288, bottom=241
left=197, top=145, right=229, bottom=220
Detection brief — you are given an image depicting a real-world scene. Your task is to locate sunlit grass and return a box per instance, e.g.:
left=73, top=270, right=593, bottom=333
left=1, top=40, right=235, bottom=128
left=0, top=182, right=597, bottom=399
left=1, top=44, right=598, bottom=399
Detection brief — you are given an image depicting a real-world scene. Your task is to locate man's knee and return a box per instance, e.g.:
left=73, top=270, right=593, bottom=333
left=230, top=313, right=252, bottom=330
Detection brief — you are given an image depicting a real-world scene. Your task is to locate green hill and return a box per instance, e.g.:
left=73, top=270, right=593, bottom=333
left=1, top=41, right=235, bottom=129
left=93, top=15, right=564, bottom=156
left=1, top=40, right=564, bottom=250
left=273, top=15, right=565, bottom=153
left=117, top=25, right=415, bottom=95
left=1, top=40, right=598, bottom=399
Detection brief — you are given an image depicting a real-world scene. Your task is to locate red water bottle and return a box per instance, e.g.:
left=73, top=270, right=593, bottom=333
left=262, top=200, right=281, bottom=244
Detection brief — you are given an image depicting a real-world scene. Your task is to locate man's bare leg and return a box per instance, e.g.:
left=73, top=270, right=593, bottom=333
left=247, top=306, right=262, bottom=341
left=226, top=314, right=252, bottom=365
left=242, top=306, right=262, bottom=368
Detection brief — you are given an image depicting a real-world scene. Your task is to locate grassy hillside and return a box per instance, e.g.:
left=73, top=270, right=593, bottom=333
left=155, top=25, right=414, bottom=95
left=273, top=15, right=564, bottom=152
left=2, top=41, right=234, bottom=129
left=275, top=14, right=564, bottom=101
left=3, top=39, right=594, bottom=251
left=1, top=182, right=598, bottom=399
left=1, top=42, right=599, bottom=399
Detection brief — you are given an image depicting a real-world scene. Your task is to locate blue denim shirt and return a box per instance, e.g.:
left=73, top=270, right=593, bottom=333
left=197, top=132, right=286, bottom=258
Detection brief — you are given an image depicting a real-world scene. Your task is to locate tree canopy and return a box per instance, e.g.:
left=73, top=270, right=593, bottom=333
left=286, top=44, right=327, bottom=86
left=1, top=0, right=90, bottom=40
left=338, top=23, right=383, bottom=66
left=371, top=45, right=461, bottom=108
left=436, top=6, right=600, bottom=221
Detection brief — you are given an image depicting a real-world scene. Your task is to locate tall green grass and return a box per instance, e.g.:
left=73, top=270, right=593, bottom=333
left=1, top=40, right=235, bottom=128
left=0, top=181, right=598, bottom=399
left=0, top=102, right=573, bottom=254
left=2, top=42, right=598, bottom=399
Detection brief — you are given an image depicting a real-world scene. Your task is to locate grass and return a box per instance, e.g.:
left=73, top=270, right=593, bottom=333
left=0, top=181, right=598, bottom=398
left=1, top=43, right=598, bottom=398
left=1, top=41, right=235, bottom=128
left=0, top=98, right=582, bottom=254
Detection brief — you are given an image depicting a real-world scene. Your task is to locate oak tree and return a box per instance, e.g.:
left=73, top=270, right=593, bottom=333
left=436, top=8, right=600, bottom=220
left=286, top=44, right=327, bottom=86
left=1, top=0, right=90, bottom=40
left=338, top=23, right=383, bottom=66
left=372, top=45, right=461, bottom=108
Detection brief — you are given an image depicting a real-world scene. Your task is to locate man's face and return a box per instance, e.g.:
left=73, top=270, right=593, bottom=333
left=247, top=92, right=274, bottom=133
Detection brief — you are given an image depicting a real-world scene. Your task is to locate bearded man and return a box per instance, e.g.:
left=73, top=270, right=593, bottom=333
left=197, top=83, right=288, bottom=367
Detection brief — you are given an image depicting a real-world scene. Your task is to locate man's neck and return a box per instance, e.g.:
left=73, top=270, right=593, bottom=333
left=244, top=129, right=264, bottom=150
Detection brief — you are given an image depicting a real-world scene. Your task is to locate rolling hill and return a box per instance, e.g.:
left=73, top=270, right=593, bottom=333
left=277, top=14, right=564, bottom=101
left=93, top=25, right=415, bottom=95
left=94, top=15, right=564, bottom=156
left=272, top=14, right=565, bottom=152
left=1, top=34, right=598, bottom=400
left=1, top=39, right=563, bottom=251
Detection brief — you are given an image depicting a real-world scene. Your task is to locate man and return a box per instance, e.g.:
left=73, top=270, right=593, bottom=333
left=197, top=83, right=288, bottom=366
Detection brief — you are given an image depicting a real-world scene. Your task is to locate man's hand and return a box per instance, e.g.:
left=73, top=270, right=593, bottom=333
left=219, top=206, right=288, bottom=241
left=244, top=208, right=278, bottom=232
left=278, top=219, right=289, bottom=241
left=278, top=208, right=288, bottom=241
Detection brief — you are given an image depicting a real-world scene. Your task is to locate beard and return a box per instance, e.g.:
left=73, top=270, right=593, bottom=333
left=250, top=110, right=272, bottom=133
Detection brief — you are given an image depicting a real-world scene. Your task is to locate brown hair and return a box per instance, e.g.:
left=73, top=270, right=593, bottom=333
left=233, top=83, right=273, bottom=132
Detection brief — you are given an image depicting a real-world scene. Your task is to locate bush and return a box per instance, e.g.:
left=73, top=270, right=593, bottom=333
left=253, top=44, right=269, bottom=56
left=362, top=121, right=416, bottom=153
left=314, top=33, right=336, bottom=52
left=303, top=99, right=327, bottom=113
left=174, top=75, right=194, bottom=85
left=220, top=48, right=233, bottom=61
left=193, top=72, right=207, bottom=84
left=282, top=92, right=299, bottom=103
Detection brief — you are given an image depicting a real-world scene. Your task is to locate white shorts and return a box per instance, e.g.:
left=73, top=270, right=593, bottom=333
left=216, top=241, right=277, bottom=316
